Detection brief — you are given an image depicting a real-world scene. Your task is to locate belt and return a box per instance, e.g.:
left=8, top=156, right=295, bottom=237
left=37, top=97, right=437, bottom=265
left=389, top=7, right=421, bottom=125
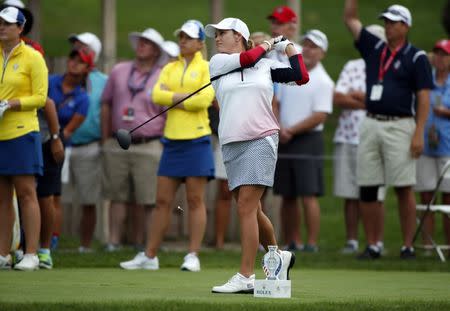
left=366, top=112, right=412, bottom=122
left=130, top=136, right=160, bottom=144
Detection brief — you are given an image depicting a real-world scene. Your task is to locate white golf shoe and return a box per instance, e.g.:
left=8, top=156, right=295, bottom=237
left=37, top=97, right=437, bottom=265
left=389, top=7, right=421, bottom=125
left=212, top=273, right=255, bottom=294
left=279, top=250, right=296, bottom=280
left=180, top=253, right=200, bottom=272
left=0, top=254, right=12, bottom=270
left=119, top=252, right=159, bottom=270
left=14, top=254, right=39, bottom=271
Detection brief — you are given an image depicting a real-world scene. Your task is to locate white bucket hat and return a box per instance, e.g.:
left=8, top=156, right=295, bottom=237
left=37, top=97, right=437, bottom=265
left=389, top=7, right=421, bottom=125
left=68, top=32, right=102, bottom=63
left=162, top=41, right=180, bottom=58
left=205, top=17, right=250, bottom=42
left=128, top=28, right=168, bottom=65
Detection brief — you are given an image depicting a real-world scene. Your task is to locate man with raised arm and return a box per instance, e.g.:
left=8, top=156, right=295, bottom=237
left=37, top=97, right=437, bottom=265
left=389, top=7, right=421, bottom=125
left=343, top=0, right=433, bottom=259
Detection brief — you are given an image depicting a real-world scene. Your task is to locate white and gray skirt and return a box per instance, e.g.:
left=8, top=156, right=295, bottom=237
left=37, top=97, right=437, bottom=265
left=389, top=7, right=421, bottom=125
left=221, top=133, right=279, bottom=191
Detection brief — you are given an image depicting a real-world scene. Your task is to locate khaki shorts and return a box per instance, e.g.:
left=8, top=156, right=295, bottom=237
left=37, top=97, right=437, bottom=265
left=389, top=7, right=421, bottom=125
left=334, top=143, right=386, bottom=200
left=69, top=142, right=102, bottom=205
left=102, top=138, right=162, bottom=205
left=415, top=155, right=450, bottom=192
left=357, top=117, right=416, bottom=187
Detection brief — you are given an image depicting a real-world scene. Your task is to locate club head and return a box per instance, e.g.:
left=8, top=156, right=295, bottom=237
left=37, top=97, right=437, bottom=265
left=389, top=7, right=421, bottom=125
left=116, top=129, right=131, bottom=150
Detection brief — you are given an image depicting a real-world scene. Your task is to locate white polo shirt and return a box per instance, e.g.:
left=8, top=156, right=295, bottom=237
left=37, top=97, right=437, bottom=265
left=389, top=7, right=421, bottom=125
left=277, top=62, right=334, bottom=131
left=209, top=53, right=289, bottom=145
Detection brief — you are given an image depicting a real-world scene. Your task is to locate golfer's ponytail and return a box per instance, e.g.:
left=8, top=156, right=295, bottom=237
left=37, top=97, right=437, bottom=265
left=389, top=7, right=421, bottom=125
left=244, top=38, right=254, bottom=50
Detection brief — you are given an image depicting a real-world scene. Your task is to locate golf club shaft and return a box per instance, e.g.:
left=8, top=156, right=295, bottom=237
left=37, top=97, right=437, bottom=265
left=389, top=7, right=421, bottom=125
left=129, top=81, right=212, bottom=133
left=412, top=182, right=442, bottom=244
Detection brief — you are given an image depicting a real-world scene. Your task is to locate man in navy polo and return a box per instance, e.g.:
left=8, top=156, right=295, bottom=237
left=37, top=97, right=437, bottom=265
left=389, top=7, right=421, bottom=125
left=344, top=0, right=433, bottom=259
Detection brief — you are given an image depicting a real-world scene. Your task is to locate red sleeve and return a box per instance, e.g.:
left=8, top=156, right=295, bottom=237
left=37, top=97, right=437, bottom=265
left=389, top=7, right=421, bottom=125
left=294, top=54, right=309, bottom=85
left=239, top=46, right=266, bottom=68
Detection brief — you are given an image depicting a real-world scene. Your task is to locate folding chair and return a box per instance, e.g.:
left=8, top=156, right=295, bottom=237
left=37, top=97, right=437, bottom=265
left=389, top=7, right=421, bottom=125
left=414, top=160, right=450, bottom=262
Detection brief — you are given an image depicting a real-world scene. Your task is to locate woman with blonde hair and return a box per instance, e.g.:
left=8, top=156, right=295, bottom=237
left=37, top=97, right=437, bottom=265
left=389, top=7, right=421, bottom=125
left=120, top=20, right=215, bottom=272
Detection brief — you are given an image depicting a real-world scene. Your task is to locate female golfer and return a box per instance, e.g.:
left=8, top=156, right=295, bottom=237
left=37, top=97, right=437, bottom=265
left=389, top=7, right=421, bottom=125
left=120, top=20, right=215, bottom=272
left=205, top=18, right=309, bottom=293
left=0, top=6, right=48, bottom=270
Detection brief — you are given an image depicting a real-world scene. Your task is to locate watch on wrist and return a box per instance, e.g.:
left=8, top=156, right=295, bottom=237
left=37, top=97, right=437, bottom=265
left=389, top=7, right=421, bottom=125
left=51, top=133, right=59, bottom=140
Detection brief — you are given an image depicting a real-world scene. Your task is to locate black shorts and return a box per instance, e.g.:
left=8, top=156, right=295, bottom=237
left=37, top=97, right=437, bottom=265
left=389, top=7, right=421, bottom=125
left=36, top=141, right=63, bottom=197
left=273, top=131, right=324, bottom=198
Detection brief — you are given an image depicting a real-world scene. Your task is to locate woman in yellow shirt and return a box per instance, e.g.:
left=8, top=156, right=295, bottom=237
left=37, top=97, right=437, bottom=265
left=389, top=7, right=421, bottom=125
left=120, top=20, right=215, bottom=272
left=0, top=7, right=48, bottom=270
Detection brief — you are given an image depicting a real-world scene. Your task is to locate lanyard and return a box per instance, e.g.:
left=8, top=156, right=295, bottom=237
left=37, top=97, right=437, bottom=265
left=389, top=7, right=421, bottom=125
left=127, top=65, right=155, bottom=101
left=378, top=44, right=403, bottom=82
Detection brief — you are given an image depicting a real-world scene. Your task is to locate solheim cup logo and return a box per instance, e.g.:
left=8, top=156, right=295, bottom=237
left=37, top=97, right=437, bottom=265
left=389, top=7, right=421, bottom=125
left=262, top=245, right=282, bottom=280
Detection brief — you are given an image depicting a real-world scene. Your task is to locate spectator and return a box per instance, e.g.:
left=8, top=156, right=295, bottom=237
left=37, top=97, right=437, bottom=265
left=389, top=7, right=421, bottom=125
left=344, top=0, right=433, bottom=259
left=120, top=20, right=214, bottom=272
left=36, top=98, right=64, bottom=267
left=415, top=39, right=450, bottom=252
left=67, top=32, right=108, bottom=253
left=273, top=30, right=333, bottom=252
left=204, top=17, right=308, bottom=293
left=101, top=28, right=168, bottom=251
left=332, top=24, right=387, bottom=254
left=267, top=6, right=298, bottom=44
left=39, top=48, right=92, bottom=261
left=1, top=0, right=46, bottom=264
left=0, top=6, right=48, bottom=270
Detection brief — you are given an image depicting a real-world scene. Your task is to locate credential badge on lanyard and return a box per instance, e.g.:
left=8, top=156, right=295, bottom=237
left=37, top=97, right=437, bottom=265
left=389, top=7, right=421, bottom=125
left=370, top=44, right=402, bottom=102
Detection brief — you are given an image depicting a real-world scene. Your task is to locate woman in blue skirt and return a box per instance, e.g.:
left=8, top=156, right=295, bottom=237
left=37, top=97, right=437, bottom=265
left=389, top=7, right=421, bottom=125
left=120, top=20, right=215, bottom=272
left=0, top=6, right=48, bottom=271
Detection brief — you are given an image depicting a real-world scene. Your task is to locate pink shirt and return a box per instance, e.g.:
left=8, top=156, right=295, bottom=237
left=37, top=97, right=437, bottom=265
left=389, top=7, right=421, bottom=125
left=102, top=61, right=165, bottom=137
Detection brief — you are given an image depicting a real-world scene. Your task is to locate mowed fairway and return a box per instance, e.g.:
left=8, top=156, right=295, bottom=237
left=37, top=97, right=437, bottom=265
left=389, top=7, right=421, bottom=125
left=1, top=267, right=449, bottom=311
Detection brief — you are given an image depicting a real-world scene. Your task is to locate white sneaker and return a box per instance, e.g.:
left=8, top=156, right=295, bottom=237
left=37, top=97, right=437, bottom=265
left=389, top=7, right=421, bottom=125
left=180, top=252, right=200, bottom=272
left=279, top=250, right=295, bottom=280
left=14, top=254, right=39, bottom=271
left=0, top=254, right=12, bottom=270
left=212, top=273, right=255, bottom=294
left=119, top=252, right=159, bottom=270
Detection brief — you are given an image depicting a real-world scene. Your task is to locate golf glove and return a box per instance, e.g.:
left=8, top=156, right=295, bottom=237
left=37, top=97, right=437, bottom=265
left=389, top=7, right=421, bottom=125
left=274, top=39, right=293, bottom=53
left=272, top=35, right=285, bottom=45
left=0, top=100, right=10, bottom=119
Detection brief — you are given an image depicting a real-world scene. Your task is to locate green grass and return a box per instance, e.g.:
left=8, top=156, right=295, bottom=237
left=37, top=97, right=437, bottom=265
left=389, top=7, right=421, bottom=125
left=1, top=266, right=449, bottom=311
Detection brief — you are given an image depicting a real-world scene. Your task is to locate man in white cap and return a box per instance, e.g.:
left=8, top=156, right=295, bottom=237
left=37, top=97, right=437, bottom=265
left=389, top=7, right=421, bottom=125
left=101, top=29, right=168, bottom=251
left=60, top=32, right=107, bottom=253
left=332, top=25, right=387, bottom=255
left=344, top=0, right=434, bottom=259
left=273, top=29, right=334, bottom=253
